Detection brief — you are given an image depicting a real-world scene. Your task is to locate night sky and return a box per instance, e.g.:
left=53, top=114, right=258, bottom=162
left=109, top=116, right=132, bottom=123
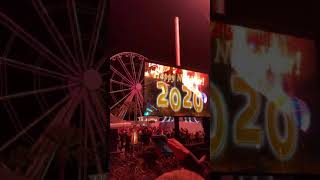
left=108, top=0, right=210, bottom=73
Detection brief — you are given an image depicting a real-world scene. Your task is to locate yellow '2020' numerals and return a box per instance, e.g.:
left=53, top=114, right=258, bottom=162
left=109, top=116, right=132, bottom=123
left=210, top=75, right=298, bottom=161
left=182, top=85, right=193, bottom=109
left=265, top=101, right=298, bottom=161
left=156, top=81, right=204, bottom=113
left=231, top=75, right=262, bottom=147
left=210, top=83, right=228, bottom=159
left=169, top=87, right=182, bottom=112
left=193, top=92, right=204, bottom=113
left=156, top=81, right=169, bottom=107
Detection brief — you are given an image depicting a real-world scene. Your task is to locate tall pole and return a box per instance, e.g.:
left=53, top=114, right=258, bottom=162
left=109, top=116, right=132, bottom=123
left=174, top=17, right=181, bottom=139
left=175, top=16, right=181, bottom=67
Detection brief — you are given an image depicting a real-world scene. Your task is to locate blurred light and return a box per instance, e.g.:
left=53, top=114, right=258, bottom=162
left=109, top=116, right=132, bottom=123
left=175, top=16, right=181, bottom=67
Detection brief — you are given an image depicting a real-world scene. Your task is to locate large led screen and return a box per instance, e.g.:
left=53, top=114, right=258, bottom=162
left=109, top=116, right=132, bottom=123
left=210, top=21, right=320, bottom=174
left=144, top=62, right=210, bottom=117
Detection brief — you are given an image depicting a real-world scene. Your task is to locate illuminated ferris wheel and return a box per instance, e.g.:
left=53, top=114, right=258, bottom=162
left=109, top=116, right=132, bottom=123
left=0, top=0, right=107, bottom=179
left=109, top=52, right=148, bottom=121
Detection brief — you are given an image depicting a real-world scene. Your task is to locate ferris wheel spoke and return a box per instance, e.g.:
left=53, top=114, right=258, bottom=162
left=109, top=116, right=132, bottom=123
left=137, top=59, right=144, bottom=83
left=91, top=92, right=107, bottom=131
left=110, top=88, right=131, bottom=94
left=84, top=94, right=105, bottom=144
left=0, top=57, right=75, bottom=81
left=32, top=0, right=79, bottom=71
left=139, top=103, right=143, bottom=118
left=26, top=152, right=47, bottom=178
left=60, top=92, right=84, bottom=127
left=110, top=65, right=133, bottom=86
left=34, top=75, right=51, bottom=112
left=3, top=103, right=18, bottom=129
left=2, top=34, right=15, bottom=57
left=82, top=102, right=89, bottom=179
left=86, top=104, right=103, bottom=174
left=139, top=78, right=145, bottom=84
left=135, top=95, right=139, bottom=117
left=30, top=88, right=84, bottom=154
left=0, top=83, right=78, bottom=101
left=134, top=102, right=137, bottom=121
left=137, top=91, right=144, bottom=115
left=87, top=0, right=106, bottom=68
left=67, top=0, right=85, bottom=69
left=118, top=58, right=135, bottom=83
left=118, top=104, right=128, bottom=120
left=138, top=90, right=144, bottom=104
left=28, top=92, right=84, bottom=178
left=94, top=53, right=108, bottom=71
left=130, top=55, right=137, bottom=82
left=135, top=95, right=142, bottom=118
left=79, top=102, right=86, bottom=180
left=118, top=93, right=134, bottom=120
left=110, top=90, right=133, bottom=110
left=44, top=90, right=83, bottom=147
left=26, top=141, right=54, bottom=178
left=37, top=146, right=57, bottom=180
left=110, top=79, right=131, bottom=88
left=3, top=102, right=34, bottom=142
left=40, top=146, right=57, bottom=180
left=138, top=91, right=145, bottom=114
left=0, top=12, right=76, bottom=75
left=0, top=50, right=32, bottom=139
left=0, top=95, right=69, bottom=152
left=0, top=66, right=7, bottom=95
left=135, top=95, right=141, bottom=119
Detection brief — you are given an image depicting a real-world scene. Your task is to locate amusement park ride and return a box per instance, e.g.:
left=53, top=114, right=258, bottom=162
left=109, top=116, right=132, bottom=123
left=0, top=0, right=108, bottom=179
left=109, top=52, right=148, bottom=122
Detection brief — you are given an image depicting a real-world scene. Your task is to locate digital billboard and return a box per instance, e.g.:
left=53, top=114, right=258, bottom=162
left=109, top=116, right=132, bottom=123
left=210, top=21, right=320, bottom=174
left=144, top=62, right=210, bottom=117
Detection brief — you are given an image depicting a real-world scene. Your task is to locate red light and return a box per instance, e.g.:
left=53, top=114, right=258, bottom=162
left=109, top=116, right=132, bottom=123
left=175, top=16, right=181, bottom=67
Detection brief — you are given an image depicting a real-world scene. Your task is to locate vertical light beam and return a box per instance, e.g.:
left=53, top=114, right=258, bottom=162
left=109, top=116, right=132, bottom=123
left=175, top=16, right=181, bottom=67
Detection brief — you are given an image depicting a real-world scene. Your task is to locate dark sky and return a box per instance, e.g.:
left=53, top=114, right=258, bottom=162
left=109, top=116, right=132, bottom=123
left=108, top=0, right=210, bottom=73
left=224, top=1, right=319, bottom=39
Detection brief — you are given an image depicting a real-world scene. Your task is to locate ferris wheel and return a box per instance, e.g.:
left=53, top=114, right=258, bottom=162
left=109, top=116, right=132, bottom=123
left=109, top=52, right=149, bottom=121
left=0, top=0, right=107, bottom=179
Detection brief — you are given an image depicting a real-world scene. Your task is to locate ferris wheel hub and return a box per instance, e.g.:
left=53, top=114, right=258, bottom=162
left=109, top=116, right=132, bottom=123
left=83, top=70, right=102, bottom=90
left=135, top=83, right=142, bottom=91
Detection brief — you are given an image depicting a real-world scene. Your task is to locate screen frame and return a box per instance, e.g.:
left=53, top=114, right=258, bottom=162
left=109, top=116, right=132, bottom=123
left=209, top=20, right=319, bottom=176
left=143, top=59, right=211, bottom=118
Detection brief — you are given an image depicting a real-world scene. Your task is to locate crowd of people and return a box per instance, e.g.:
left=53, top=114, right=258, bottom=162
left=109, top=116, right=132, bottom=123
left=178, top=128, right=205, bottom=145
left=114, top=125, right=205, bottom=154
left=116, top=126, right=172, bottom=153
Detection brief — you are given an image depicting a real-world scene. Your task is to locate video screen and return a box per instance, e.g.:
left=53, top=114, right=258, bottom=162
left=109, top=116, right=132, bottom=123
left=144, top=62, right=210, bottom=117
left=210, top=21, right=320, bottom=174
